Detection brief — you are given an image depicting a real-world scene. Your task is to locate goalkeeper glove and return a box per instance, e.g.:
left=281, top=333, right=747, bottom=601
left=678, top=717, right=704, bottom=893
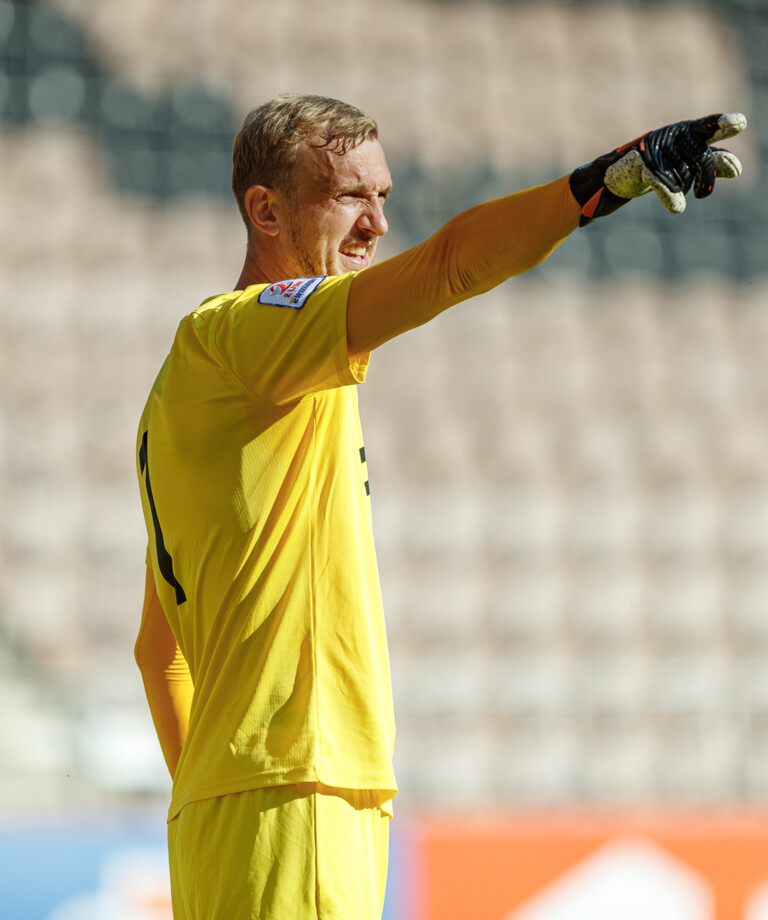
left=569, top=112, right=746, bottom=226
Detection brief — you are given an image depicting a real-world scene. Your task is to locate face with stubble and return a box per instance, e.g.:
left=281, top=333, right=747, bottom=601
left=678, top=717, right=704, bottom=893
left=281, top=136, right=392, bottom=277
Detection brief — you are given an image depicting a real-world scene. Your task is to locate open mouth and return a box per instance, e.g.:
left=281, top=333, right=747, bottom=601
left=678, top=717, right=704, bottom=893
left=339, top=243, right=369, bottom=265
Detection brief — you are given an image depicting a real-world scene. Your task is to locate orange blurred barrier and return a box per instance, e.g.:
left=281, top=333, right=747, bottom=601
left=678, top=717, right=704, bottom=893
left=409, top=812, right=768, bottom=920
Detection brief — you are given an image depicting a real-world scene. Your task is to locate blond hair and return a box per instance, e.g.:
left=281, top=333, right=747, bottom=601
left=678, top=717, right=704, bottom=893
left=232, top=94, right=379, bottom=229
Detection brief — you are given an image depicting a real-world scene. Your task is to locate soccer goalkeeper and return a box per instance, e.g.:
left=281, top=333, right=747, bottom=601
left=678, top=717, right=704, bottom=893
left=134, top=95, right=745, bottom=920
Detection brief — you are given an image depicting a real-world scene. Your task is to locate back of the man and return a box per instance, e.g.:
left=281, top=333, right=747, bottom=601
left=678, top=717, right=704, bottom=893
left=137, top=276, right=397, bottom=822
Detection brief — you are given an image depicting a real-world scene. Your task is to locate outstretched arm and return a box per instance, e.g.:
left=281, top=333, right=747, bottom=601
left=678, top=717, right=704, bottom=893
left=135, top=566, right=193, bottom=778
left=348, top=112, right=746, bottom=358
left=348, top=175, right=579, bottom=357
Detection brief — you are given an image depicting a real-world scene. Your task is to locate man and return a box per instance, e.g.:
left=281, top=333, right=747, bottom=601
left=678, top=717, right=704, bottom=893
left=135, top=94, right=745, bottom=919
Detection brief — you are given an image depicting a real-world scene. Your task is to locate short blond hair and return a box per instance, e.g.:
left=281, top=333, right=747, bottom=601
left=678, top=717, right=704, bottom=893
left=232, top=94, right=379, bottom=229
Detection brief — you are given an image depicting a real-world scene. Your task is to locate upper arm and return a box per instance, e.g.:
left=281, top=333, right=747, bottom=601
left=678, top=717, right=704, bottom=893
left=346, top=236, right=472, bottom=358
left=346, top=252, right=428, bottom=359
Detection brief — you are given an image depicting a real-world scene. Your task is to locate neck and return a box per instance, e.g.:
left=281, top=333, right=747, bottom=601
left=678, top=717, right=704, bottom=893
left=235, top=243, right=298, bottom=291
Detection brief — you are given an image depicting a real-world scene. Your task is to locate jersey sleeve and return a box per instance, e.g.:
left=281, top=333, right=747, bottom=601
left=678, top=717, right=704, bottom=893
left=346, top=175, right=581, bottom=356
left=209, top=272, right=368, bottom=405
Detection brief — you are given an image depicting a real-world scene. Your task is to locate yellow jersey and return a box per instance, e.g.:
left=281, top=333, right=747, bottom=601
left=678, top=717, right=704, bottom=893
left=137, top=272, right=396, bottom=820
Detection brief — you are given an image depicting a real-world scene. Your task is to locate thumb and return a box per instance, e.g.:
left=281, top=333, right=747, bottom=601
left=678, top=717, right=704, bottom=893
left=642, top=163, right=686, bottom=213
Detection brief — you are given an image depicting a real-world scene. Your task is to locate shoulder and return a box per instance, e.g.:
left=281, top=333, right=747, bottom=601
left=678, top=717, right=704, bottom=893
left=191, top=273, right=357, bottom=320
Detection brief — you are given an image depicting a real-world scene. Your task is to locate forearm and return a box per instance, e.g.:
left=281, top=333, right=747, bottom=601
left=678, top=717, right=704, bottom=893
left=135, top=566, right=193, bottom=778
left=348, top=175, right=580, bottom=355
left=136, top=645, right=193, bottom=778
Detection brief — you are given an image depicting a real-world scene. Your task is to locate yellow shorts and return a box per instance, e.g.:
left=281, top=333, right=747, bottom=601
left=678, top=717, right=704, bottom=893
left=167, top=783, right=391, bottom=920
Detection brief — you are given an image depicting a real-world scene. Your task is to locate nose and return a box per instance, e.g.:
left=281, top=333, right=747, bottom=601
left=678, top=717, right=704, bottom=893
left=357, top=199, right=388, bottom=238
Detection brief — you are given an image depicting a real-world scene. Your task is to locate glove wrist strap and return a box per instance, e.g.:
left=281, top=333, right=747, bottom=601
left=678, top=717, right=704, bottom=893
left=569, top=164, right=630, bottom=227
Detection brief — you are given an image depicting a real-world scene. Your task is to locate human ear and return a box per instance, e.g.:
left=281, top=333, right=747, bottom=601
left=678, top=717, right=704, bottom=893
left=244, top=185, right=280, bottom=237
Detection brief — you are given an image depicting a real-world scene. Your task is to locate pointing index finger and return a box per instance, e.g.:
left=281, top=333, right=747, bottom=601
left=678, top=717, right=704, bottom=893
left=695, top=112, right=748, bottom=144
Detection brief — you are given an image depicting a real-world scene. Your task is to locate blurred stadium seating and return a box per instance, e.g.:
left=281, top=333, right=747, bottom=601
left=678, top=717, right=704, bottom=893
left=0, top=0, right=766, bottom=823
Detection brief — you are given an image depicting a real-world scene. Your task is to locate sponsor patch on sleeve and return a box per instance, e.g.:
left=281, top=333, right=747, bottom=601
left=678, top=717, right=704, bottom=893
left=257, top=276, right=326, bottom=309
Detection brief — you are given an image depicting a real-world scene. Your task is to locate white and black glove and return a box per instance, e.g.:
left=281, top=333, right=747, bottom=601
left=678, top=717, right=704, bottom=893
left=569, top=113, right=747, bottom=226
